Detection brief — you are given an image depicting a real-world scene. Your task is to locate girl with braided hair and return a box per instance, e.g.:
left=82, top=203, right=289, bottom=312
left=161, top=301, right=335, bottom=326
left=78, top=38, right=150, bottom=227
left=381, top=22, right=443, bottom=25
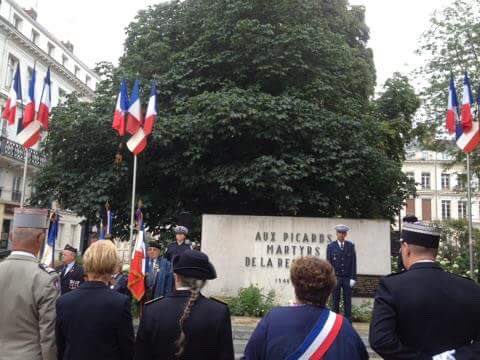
left=134, top=250, right=234, bottom=360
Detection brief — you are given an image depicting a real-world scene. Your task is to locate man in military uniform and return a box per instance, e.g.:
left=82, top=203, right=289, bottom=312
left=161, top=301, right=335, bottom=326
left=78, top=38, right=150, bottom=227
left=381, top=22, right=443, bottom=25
left=370, top=222, right=480, bottom=359
left=326, top=224, right=357, bottom=322
left=59, top=244, right=84, bottom=295
left=0, top=208, right=59, bottom=360
left=165, top=226, right=191, bottom=262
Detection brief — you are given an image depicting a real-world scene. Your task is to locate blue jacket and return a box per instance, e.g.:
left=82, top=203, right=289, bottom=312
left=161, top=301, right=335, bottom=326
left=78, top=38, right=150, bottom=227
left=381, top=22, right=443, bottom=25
left=244, top=305, right=367, bottom=360
left=56, top=281, right=134, bottom=360
left=326, top=241, right=357, bottom=279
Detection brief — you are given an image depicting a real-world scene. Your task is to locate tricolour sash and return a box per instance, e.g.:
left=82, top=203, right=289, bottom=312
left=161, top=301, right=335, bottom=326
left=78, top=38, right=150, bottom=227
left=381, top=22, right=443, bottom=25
left=286, top=310, right=344, bottom=360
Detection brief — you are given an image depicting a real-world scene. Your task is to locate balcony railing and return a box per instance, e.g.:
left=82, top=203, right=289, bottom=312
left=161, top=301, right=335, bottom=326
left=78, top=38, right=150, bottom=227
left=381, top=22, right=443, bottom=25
left=0, top=136, right=46, bottom=167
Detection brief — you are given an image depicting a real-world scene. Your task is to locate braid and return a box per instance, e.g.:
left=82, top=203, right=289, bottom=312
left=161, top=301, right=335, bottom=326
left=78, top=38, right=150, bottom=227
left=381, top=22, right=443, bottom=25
left=175, top=279, right=205, bottom=358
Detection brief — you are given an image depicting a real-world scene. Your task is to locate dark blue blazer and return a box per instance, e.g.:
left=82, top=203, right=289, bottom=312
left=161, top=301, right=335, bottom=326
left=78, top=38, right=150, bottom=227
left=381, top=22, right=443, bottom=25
left=244, top=305, right=368, bottom=360
left=326, top=241, right=357, bottom=279
left=56, top=281, right=134, bottom=360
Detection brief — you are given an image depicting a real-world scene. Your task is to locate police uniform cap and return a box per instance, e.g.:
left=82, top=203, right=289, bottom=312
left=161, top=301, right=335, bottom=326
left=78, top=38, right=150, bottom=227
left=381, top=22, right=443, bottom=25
left=401, top=222, right=440, bottom=249
left=335, top=224, right=350, bottom=233
left=174, top=226, right=189, bottom=235
left=64, top=244, right=78, bottom=254
left=173, top=250, right=217, bottom=280
left=13, top=208, right=49, bottom=229
left=148, top=241, right=162, bottom=250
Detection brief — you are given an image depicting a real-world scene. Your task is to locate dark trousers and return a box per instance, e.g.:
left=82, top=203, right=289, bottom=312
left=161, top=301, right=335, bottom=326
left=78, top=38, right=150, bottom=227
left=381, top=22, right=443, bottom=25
left=332, top=276, right=352, bottom=321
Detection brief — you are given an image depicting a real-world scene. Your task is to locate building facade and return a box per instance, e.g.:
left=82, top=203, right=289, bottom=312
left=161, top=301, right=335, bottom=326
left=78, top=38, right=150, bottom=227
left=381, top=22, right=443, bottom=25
left=0, top=0, right=100, bottom=254
left=400, top=149, right=480, bottom=225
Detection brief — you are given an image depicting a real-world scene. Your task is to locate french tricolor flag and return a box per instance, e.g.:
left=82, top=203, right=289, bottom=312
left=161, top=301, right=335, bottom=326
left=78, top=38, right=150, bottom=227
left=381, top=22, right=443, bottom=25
left=126, top=80, right=142, bottom=135
left=23, top=64, right=36, bottom=127
left=446, top=78, right=458, bottom=134
left=2, top=64, right=22, bottom=125
left=112, top=79, right=129, bottom=136
left=456, top=73, right=480, bottom=153
left=143, top=82, right=157, bottom=135
left=37, top=67, right=52, bottom=130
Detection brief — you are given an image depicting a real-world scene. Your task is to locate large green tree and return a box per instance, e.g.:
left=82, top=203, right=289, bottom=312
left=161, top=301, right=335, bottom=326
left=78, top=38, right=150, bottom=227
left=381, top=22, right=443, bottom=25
left=33, top=0, right=417, bottom=237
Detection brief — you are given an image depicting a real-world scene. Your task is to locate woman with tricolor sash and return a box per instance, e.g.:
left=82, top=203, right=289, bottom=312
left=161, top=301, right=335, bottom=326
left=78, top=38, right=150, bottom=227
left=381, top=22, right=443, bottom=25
left=244, top=257, right=368, bottom=360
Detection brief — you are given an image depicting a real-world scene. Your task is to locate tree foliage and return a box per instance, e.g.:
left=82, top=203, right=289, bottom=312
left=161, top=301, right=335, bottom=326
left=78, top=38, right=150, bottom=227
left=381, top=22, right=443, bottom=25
left=32, top=0, right=418, bottom=236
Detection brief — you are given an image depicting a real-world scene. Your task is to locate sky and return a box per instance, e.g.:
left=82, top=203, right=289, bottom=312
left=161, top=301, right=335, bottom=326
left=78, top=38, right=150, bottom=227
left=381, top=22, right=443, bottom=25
left=18, top=0, right=451, bottom=89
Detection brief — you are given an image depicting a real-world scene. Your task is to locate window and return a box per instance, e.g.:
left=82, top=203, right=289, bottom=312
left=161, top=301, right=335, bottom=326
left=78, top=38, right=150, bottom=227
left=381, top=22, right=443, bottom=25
left=421, top=172, right=431, bottom=190
left=47, top=42, right=55, bottom=57
left=85, top=75, right=91, bottom=86
left=58, top=87, right=67, bottom=101
left=12, top=176, right=21, bottom=202
left=62, top=54, right=69, bottom=67
left=456, top=175, right=466, bottom=190
left=74, top=65, right=80, bottom=77
left=5, top=54, right=18, bottom=88
left=13, top=14, right=22, bottom=30
left=406, top=172, right=415, bottom=181
left=442, top=200, right=451, bottom=220
left=458, top=201, right=467, bottom=219
left=31, top=29, right=39, bottom=44
left=27, top=66, right=34, bottom=82
left=441, top=173, right=450, bottom=190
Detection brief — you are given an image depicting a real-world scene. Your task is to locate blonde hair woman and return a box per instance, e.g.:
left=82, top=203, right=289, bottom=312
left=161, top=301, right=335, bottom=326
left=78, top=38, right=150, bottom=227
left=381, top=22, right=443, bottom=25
left=56, top=241, right=134, bottom=360
left=135, top=250, right=234, bottom=360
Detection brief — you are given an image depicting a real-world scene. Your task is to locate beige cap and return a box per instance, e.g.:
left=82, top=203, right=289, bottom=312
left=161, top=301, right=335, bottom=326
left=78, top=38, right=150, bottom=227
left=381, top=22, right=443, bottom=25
left=13, top=208, right=49, bottom=229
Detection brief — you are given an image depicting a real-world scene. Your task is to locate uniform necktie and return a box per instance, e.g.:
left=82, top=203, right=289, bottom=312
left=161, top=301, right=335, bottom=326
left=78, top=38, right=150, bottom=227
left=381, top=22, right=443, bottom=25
left=341, top=243, right=344, bottom=250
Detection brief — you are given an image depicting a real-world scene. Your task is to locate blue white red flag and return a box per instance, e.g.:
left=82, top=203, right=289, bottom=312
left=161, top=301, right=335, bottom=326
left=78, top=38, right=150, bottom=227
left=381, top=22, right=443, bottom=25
left=446, top=78, right=459, bottom=134
left=37, top=67, right=52, bottom=130
left=456, top=73, right=480, bottom=153
left=286, top=310, right=343, bottom=360
left=112, top=79, right=129, bottom=136
left=126, top=80, right=142, bottom=135
left=2, top=64, right=22, bottom=125
left=128, top=228, right=146, bottom=301
left=24, top=65, right=37, bottom=127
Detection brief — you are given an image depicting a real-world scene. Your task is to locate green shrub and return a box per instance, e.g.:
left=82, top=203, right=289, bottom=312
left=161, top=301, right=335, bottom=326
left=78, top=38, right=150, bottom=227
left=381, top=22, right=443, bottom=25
left=228, top=285, right=276, bottom=317
left=351, top=301, right=372, bottom=323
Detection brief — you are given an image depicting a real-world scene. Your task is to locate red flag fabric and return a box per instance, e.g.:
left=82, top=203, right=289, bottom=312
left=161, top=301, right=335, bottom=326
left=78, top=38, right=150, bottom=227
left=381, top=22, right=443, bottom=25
left=127, top=230, right=146, bottom=301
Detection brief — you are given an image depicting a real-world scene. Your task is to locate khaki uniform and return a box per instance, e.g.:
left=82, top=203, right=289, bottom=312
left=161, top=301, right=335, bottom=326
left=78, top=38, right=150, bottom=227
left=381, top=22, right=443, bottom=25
left=0, top=253, right=59, bottom=360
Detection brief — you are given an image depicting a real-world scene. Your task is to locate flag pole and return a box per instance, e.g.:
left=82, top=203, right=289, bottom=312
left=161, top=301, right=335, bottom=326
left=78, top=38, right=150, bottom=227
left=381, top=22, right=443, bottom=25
left=19, top=85, right=27, bottom=208
left=129, top=154, right=138, bottom=258
left=467, top=153, right=474, bottom=277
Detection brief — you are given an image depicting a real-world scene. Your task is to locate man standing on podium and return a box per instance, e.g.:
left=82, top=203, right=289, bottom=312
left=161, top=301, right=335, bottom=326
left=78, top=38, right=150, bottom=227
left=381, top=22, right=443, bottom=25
left=327, top=224, right=357, bottom=322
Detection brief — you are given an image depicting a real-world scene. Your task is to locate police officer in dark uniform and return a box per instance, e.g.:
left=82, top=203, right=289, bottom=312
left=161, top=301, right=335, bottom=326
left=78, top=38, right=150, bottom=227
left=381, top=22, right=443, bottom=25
left=59, top=244, right=84, bottom=295
left=369, top=222, right=480, bottom=359
left=326, top=224, right=357, bottom=322
left=397, top=215, right=418, bottom=273
left=134, top=250, right=234, bottom=360
left=165, top=226, right=191, bottom=262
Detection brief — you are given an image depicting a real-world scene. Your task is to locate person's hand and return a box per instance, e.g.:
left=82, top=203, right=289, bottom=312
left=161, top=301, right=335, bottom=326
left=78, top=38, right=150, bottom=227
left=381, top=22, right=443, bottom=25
left=432, top=350, right=455, bottom=360
left=349, top=279, right=356, bottom=288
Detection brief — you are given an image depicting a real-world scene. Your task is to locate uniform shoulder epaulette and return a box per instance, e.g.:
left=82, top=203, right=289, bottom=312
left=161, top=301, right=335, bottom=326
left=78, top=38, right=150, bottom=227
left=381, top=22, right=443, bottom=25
left=210, top=296, right=227, bottom=305
left=38, top=263, right=57, bottom=275
left=145, top=296, right=164, bottom=305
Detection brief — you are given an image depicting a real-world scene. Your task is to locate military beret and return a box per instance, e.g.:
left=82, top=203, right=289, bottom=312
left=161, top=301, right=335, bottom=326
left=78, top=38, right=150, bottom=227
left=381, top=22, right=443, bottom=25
left=174, top=226, right=189, bottom=235
left=13, top=208, right=49, bottom=229
left=401, top=222, right=440, bottom=249
left=173, top=250, right=216, bottom=280
left=64, top=244, right=78, bottom=253
left=334, top=224, right=350, bottom=233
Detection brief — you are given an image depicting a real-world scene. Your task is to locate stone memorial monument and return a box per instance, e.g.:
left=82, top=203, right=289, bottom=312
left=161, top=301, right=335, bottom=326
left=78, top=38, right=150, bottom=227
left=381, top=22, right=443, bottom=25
left=201, top=214, right=390, bottom=304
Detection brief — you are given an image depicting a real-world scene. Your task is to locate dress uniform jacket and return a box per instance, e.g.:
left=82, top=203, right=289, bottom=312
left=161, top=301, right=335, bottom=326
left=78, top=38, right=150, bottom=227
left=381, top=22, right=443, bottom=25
left=56, top=281, right=134, bottom=360
left=59, top=262, right=84, bottom=295
left=369, top=262, right=480, bottom=359
left=244, top=305, right=368, bottom=360
left=134, top=290, right=234, bottom=360
left=326, top=241, right=357, bottom=280
left=165, top=241, right=190, bottom=262
left=0, top=252, right=59, bottom=360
